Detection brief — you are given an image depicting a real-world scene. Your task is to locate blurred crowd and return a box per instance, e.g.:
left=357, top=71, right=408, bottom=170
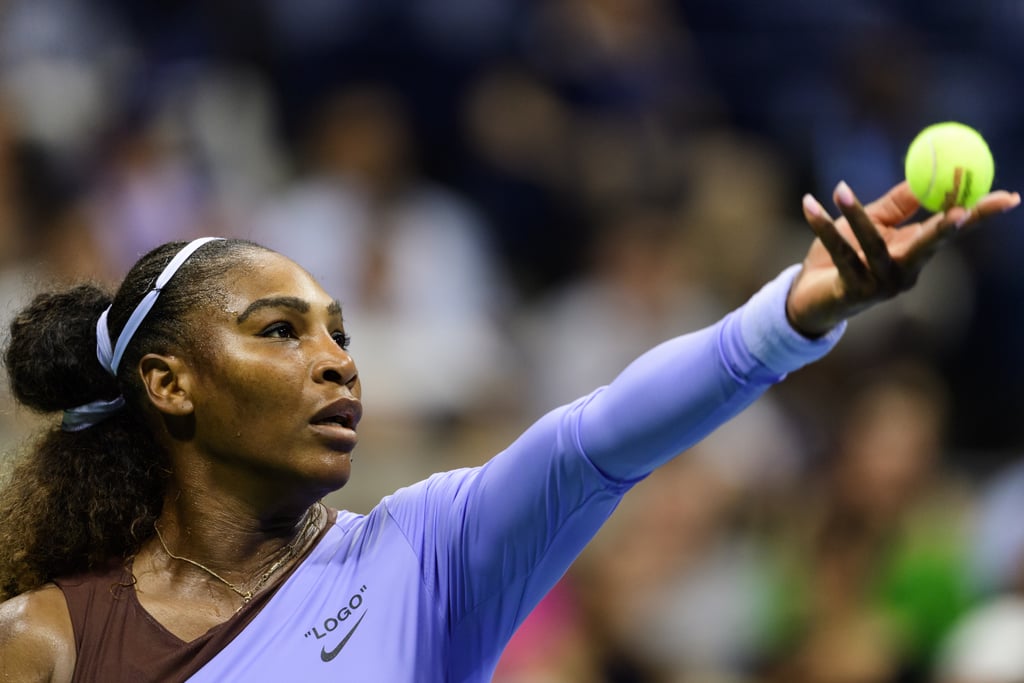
left=1, top=1, right=1024, bottom=681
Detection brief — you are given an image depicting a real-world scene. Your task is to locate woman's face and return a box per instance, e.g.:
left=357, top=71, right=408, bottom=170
left=181, top=250, right=361, bottom=495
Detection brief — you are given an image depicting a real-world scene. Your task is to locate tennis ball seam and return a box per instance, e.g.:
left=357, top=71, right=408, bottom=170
left=924, top=136, right=937, bottom=201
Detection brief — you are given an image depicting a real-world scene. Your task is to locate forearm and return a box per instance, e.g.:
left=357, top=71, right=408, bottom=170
left=579, top=265, right=845, bottom=481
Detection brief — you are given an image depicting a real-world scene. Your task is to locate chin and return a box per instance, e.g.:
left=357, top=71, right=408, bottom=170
left=311, top=451, right=353, bottom=493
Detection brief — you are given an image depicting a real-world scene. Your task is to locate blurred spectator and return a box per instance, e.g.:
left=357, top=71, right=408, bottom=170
left=758, top=361, right=974, bottom=683
left=935, top=595, right=1024, bottom=683
left=518, top=196, right=722, bottom=412
left=459, top=66, right=587, bottom=297
left=178, top=66, right=289, bottom=229
left=523, top=0, right=716, bottom=117
left=492, top=578, right=598, bottom=683
left=966, top=458, right=1024, bottom=597
left=672, top=129, right=805, bottom=309
left=88, top=98, right=216, bottom=276
left=956, top=453, right=1024, bottom=683
left=0, top=0, right=132, bottom=160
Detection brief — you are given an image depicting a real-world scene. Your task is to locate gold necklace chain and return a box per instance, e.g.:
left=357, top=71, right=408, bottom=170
left=154, top=502, right=324, bottom=605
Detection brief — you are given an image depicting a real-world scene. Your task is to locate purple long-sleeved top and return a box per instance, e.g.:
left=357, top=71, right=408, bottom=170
left=186, top=265, right=844, bottom=682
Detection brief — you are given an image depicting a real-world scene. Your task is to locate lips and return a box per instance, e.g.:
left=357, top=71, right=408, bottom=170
left=309, top=397, right=361, bottom=452
left=310, top=397, right=362, bottom=431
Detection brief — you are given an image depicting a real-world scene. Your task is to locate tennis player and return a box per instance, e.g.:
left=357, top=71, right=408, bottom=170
left=0, top=181, right=1017, bottom=681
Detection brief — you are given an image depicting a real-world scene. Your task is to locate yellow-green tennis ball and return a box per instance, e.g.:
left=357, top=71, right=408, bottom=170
left=905, top=122, right=994, bottom=212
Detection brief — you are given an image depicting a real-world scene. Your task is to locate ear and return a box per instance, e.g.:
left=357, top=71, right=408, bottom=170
left=139, top=353, right=194, bottom=417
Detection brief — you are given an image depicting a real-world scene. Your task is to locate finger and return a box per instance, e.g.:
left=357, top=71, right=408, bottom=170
left=959, top=190, right=1021, bottom=227
left=896, top=195, right=1007, bottom=275
left=833, top=181, right=896, bottom=279
left=802, top=193, right=869, bottom=280
left=862, top=181, right=921, bottom=226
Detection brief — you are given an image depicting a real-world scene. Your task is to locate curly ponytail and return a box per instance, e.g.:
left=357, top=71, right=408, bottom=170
left=0, top=238, right=270, bottom=599
left=6, top=284, right=119, bottom=411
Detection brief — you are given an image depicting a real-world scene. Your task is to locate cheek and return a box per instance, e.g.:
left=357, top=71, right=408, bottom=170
left=197, top=358, right=305, bottom=433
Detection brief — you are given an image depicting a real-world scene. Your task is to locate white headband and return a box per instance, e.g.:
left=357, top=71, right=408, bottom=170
left=61, top=237, right=224, bottom=431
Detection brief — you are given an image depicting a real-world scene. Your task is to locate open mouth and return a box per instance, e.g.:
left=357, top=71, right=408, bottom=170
left=312, top=414, right=355, bottom=429
left=310, top=398, right=362, bottom=432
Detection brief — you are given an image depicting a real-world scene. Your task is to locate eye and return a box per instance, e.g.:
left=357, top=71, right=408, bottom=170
left=261, top=322, right=297, bottom=339
left=332, top=331, right=352, bottom=350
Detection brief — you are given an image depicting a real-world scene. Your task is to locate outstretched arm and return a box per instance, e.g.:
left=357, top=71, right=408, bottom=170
left=422, top=180, right=1018, bottom=670
left=580, top=180, right=1019, bottom=480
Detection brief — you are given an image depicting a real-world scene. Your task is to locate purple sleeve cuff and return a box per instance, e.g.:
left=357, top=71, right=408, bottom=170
left=739, top=264, right=846, bottom=376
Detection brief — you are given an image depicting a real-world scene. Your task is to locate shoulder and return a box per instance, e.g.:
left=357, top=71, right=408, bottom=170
left=0, top=583, right=76, bottom=682
left=383, top=468, right=479, bottom=510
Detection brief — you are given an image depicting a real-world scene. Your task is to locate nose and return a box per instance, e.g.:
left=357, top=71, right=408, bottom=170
left=312, top=339, right=358, bottom=389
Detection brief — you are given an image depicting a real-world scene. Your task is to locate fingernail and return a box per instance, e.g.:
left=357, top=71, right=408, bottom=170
left=803, top=193, right=822, bottom=217
left=954, top=211, right=970, bottom=228
left=836, top=181, right=855, bottom=207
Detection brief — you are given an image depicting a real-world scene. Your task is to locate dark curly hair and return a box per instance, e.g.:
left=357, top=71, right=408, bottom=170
left=0, top=238, right=270, bottom=599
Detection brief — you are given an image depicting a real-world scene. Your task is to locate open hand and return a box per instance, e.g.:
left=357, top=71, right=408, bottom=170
left=786, top=180, right=1021, bottom=337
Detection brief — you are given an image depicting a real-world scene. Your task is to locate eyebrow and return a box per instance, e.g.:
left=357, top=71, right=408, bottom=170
left=236, top=296, right=343, bottom=323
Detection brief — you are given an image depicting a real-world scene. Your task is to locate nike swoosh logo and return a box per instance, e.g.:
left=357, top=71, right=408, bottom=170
left=320, top=611, right=368, bottom=662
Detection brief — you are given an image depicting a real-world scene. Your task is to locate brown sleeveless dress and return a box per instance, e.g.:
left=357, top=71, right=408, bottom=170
left=55, top=510, right=336, bottom=682
left=55, top=563, right=272, bottom=683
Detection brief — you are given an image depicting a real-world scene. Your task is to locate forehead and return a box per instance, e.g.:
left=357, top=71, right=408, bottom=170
left=216, top=250, right=336, bottom=316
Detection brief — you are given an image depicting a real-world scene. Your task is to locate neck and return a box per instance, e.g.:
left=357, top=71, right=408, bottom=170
left=149, top=476, right=325, bottom=595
